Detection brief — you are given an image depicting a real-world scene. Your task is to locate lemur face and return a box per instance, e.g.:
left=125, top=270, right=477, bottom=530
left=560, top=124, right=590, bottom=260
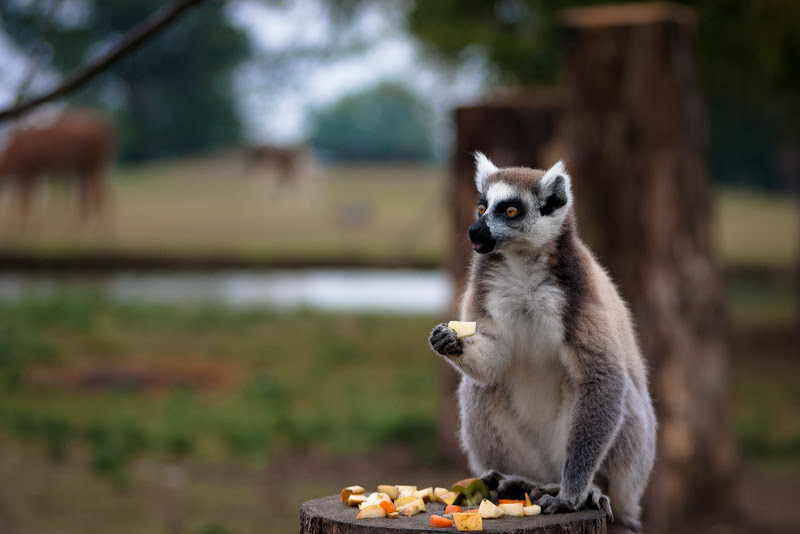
left=469, top=153, right=572, bottom=254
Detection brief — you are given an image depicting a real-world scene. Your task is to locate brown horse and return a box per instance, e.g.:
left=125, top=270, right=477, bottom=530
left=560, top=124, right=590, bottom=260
left=0, top=108, right=116, bottom=222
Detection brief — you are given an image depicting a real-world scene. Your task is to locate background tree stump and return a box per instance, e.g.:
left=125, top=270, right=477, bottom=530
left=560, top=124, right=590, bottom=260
left=442, top=92, right=564, bottom=458
left=300, top=495, right=607, bottom=533
left=561, top=3, right=735, bottom=532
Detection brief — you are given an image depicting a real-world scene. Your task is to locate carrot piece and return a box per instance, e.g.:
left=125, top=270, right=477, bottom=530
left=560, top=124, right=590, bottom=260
left=430, top=515, right=454, bottom=528
left=461, top=508, right=480, bottom=514
left=499, top=499, right=526, bottom=504
left=444, top=504, right=462, bottom=515
left=379, top=500, right=396, bottom=514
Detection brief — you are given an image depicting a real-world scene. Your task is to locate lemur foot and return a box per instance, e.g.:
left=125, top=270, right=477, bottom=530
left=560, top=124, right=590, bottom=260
left=429, top=323, right=463, bottom=356
left=535, top=484, right=613, bottom=520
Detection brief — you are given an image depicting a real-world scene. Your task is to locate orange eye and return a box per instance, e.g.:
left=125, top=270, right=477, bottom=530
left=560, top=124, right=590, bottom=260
left=505, top=206, right=519, bottom=218
left=478, top=205, right=486, bottom=216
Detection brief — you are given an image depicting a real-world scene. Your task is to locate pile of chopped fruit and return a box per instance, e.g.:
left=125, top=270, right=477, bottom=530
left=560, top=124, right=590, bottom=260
left=341, top=477, right=542, bottom=531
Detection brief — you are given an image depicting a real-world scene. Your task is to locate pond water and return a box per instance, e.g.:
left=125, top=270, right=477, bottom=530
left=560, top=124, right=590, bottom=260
left=0, top=269, right=453, bottom=315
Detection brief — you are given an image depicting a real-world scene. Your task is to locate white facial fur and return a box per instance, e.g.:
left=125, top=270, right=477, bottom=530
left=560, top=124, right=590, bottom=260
left=478, top=160, right=574, bottom=252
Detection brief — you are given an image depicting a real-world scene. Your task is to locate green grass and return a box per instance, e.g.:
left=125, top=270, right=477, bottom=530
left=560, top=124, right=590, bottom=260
left=0, top=292, right=441, bottom=471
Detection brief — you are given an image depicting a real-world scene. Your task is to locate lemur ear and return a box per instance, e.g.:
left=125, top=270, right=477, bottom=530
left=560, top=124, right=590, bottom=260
left=473, top=151, right=498, bottom=194
left=538, top=160, right=572, bottom=216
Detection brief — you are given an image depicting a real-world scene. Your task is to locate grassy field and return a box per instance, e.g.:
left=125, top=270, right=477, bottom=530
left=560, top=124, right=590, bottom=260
left=0, top=293, right=443, bottom=533
left=0, top=291, right=798, bottom=533
left=0, top=155, right=796, bottom=268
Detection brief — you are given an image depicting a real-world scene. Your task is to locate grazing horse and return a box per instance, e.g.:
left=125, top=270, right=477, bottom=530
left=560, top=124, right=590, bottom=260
left=0, top=108, right=116, bottom=222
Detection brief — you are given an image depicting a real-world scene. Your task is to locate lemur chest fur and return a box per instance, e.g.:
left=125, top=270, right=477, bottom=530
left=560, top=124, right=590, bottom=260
left=482, top=254, right=566, bottom=361
left=478, top=255, right=574, bottom=478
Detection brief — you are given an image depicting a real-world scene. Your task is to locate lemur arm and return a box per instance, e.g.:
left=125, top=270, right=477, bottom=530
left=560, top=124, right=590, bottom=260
left=428, top=320, right=511, bottom=384
left=548, top=344, right=626, bottom=509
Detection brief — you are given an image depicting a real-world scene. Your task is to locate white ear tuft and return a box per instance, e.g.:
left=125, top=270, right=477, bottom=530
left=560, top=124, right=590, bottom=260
left=473, top=151, right=498, bottom=194
left=539, top=160, right=573, bottom=210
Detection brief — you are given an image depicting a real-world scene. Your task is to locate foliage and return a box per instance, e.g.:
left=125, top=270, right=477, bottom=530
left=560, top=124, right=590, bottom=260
left=310, top=82, right=437, bottom=161
left=408, top=0, right=800, bottom=190
left=1, top=1, right=251, bottom=161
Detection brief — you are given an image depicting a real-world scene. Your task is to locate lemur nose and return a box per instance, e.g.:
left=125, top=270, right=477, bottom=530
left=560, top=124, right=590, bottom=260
left=468, top=218, right=489, bottom=242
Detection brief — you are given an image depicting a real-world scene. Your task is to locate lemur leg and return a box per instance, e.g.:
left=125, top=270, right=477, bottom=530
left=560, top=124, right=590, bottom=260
left=535, top=346, right=624, bottom=517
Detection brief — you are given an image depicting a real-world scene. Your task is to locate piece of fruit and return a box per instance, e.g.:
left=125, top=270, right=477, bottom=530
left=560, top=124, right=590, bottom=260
left=499, top=499, right=526, bottom=505
left=434, top=487, right=449, bottom=503
left=523, top=504, right=542, bottom=516
left=398, top=499, right=424, bottom=517
left=441, top=491, right=460, bottom=506
left=356, top=504, right=386, bottom=519
left=453, top=512, right=483, bottom=531
left=448, top=321, right=476, bottom=338
left=387, top=511, right=399, bottom=519
left=396, top=485, right=418, bottom=498
left=347, top=494, right=366, bottom=507
left=452, top=477, right=478, bottom=488
left=377, top=485, right=399, bottom=500
left=401, top=498, right=426, bottom=513
left=478, top=498, right=504, bottom=519
left=452, top=479, right=490, bottom=507
left=430, top=514, right=454, bottom=528
left=445, top=504, right=462, bottom=515
left=359, top=492, right=391, bottom=509
left=340, top=485, right=365, bottom=502
left=525, top=493, right=532, bottom=507
left=379, top=500, right=396, bottom=514
left=414, top=487, right=434, bottom=503
left=394, top=496, right=417, bottom=508
left=498, top=502, right=524, bottom=516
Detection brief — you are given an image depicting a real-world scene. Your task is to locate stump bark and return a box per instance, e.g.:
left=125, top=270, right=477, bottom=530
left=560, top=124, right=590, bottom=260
left=561, top=3, right=735, bottom=532
left=300, top=495, right=607, bottom=533
left=441, top=92, right=564, bottom=458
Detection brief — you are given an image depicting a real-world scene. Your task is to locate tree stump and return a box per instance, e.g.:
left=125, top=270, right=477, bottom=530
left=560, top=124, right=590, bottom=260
left=300, top=495, right=607, bottom=533
left=441, top=92, right=565, bottom=458
left=561, top=3, right=735, bottom=532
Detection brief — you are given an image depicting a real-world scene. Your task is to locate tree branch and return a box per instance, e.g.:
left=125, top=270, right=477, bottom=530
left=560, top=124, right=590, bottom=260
left=13, top=0, right=64, bottom=107
left=0, top=0, right=208, bottom=122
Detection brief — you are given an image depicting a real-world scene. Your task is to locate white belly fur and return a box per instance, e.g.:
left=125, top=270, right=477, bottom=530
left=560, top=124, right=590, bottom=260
left=475, top=262, right=573, bottom=483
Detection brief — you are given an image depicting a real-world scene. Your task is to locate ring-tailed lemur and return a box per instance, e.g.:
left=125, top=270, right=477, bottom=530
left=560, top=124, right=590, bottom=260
left=429, top=153, right=656, bottom=534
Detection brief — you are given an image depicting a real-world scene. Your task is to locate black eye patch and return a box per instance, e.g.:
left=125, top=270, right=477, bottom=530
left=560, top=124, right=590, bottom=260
left=494, top=198, right=526, bottom=220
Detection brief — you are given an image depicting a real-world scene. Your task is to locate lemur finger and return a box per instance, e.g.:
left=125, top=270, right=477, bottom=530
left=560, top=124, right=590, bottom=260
left=599, top=495, right=613, bottom=521
left=479, top=470, right=505, bottom=491
left=530, top=483, right=560, bottom=502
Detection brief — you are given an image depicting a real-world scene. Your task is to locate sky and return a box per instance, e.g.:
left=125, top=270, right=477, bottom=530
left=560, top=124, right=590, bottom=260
left=0, top=0, right=493, bottom=149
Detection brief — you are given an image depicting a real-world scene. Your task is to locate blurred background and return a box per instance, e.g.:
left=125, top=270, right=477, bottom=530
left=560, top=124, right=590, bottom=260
left=0, top=1, right=797, bottom=533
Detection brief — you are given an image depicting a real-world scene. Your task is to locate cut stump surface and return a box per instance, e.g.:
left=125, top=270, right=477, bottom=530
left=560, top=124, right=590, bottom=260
left=300, top=495, right=607, bottom=533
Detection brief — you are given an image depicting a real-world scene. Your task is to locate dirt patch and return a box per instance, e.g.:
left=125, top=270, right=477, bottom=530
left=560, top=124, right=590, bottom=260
left=29, top=359, right=242, bottom=393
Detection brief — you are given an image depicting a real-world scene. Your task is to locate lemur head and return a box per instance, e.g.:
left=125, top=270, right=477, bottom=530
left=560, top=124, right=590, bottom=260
left=468, top=152, right=573, bottom=254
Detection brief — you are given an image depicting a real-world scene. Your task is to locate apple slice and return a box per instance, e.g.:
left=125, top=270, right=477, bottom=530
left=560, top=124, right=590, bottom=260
left=356, top=504, right=387, bottom=519
left=523, top=504, right=542, bottom=516
left=498, top=502, right=524, bottom=517
left=448, top=321, right=476, bottom=338
left=413, top=487, right=434, bottom=503
left=340, top=485, right=365, bottom=502
left=377, top=485, right=399, bottom=500
left=347, top=494, right=366, bottom=507
left=478, top=498, right=504, bottom=519
left=359, top=492, right=391, bottom=509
